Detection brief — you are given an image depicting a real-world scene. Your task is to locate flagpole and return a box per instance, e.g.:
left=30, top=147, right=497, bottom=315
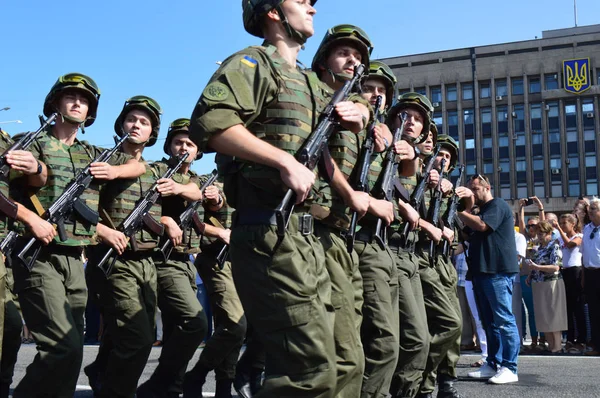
left=574, top=0, right=578, bottom=27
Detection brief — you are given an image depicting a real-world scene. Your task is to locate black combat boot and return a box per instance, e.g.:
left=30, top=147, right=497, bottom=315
left=215, top=378, right=234, bottom=398
left=182, top=365, right=210, bottom=398
left=436, top=376, right=462, bottom=398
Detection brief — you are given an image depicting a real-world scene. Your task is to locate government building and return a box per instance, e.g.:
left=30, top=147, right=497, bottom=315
left=380, top=24, right=600, bottom=213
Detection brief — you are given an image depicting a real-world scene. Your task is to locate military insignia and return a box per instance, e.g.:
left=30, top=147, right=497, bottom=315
left=563, top=58, right=591, bottom=94
left=240, top=55, right=258, bottom=68
left=203, top=82, right=229, bottom=102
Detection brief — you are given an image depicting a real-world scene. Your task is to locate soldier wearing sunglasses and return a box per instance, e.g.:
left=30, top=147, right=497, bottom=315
left=9, top=74, right=145, bottom=398
left=84, top=95, right=182, bottom=398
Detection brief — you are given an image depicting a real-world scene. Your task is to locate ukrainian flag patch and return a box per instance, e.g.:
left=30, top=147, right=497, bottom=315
left=240, top=56, right=258, bottom=68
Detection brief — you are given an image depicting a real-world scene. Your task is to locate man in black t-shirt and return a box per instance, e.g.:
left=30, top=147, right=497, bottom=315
left=456, top=175, right=520, bottom=385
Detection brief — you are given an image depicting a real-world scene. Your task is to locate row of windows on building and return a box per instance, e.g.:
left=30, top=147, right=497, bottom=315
left=399, top=68, right=600, bottom=103
left=438, top=98, right=598, bottom=200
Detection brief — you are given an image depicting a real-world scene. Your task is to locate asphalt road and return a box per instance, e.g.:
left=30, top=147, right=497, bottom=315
left=8, top=345, right=600, bottom=397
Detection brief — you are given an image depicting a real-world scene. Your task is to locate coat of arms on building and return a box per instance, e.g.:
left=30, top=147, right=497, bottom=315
left=563, top=58, right=591, bottom=94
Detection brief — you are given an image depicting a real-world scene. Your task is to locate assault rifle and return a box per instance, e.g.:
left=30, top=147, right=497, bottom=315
left=274, top=64, right=366, bottom=236
left=159, top=169, right=218, bottom=262
left=428, top=159, right=446, bottom=265
left=371, top=113, right=408, bottom=249
left=97, top=152, right=189, bottom=276
left=442, top=164, right=465, bottom=257
left=400, top=144, right=441, bottom=246
left=17, top=132, right=131, bottom=270
left=0, top=113, right=58, bottom=224
left=345, top=95, right=382, bottom=253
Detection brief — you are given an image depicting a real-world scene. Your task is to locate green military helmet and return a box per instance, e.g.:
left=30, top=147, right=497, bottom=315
left=163, top=118, right=203, bottom=160
left=114, top=95, right=162, bottom=147
left=242, top=0, right=317, bottom=43
left=386, top=92, right=433, bottom=144
left=43, top=73, right=101, bottom=127
left=367, top=61, right=397, bottom=107
left=311, top=24, right=373, bottom=79
left=437, top=134, right=459, bottom=172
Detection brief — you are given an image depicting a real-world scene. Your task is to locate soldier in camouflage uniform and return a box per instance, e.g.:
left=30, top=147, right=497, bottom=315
left=85, top=95, right=180, bottom=398
left=188, top=1, right=373, bottom=395
left=354, top=60, right=408, bottom=398
left=9, top=73, right=145, bottom=398
left=386, top=93, right=434, bottom=398
left=183, top=176, right=247, bottom=398
left=429, top=134, right=463, bottom=398
left=137, top=117, right=210, bottom=398
left=409, top=126, right=461, bottom=398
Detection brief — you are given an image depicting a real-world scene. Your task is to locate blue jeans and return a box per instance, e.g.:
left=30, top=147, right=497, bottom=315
left=472, top=273, right=520, bottom=374
left=520, top=274, right=538, bottom=338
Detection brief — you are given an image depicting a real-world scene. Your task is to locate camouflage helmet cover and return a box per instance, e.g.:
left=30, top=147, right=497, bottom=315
left=386, top=92, right=434, bottom=144
left=43, top=73, right=101, bottom=127
left=242, top=0, right=317, bottom=38
left=311, top=24, right=373, bottom=78
left=114, top=95, right=162, bottom=147
left=366, top=61, right=397, bottom=108
left=436, top=134, right=459, bottom=171
left=163, top=118, right=203, bottom=160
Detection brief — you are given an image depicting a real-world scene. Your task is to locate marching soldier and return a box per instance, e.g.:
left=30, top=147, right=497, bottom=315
left=10, top=74, right=145, bottom=398
left=386, top=93, right=434, bottom=398
left=354, top=60, right=403, bottom=397
left=137, top=118, right=209, bottom=398
left=85, top=95, right=176, bottom=398
left=183, top=176, right=247, bottom=398
left=411, top=126, right=462, bottom=398
left=188, top=0, right=369, bottom=395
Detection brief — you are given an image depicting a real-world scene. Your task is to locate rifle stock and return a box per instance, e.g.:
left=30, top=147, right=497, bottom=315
left=428, top=159, right=446, bottom=264
left=442, top=165, right=465, bottom=257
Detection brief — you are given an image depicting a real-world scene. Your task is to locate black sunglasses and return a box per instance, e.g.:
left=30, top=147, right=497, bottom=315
left=591, top=227, right=598, bottom=239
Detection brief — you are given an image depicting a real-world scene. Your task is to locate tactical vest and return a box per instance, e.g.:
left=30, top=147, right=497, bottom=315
left=222, top=44, right=328, bottom=212
left=160, top=163, right=203, bottom=254
left=30, top=131, right=101, bottom=246
left=100, top=158, right=162, bottom=250
left=358, top=151, right=386, bottom=229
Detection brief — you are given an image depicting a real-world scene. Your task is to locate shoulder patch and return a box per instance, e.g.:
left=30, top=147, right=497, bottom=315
left=240, top=55, right=258, bottom=68
left=203, top=82, right=230, bottom=102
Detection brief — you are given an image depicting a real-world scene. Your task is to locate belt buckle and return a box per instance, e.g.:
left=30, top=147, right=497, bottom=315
left=299, top=214, right=313, bottom=236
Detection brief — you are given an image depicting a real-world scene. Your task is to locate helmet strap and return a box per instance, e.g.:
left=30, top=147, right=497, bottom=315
left=275, top=5, right=308, bottom=48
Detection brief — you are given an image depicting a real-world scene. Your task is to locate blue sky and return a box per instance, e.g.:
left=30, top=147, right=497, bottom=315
left=2, top=0, right=599, bottom=175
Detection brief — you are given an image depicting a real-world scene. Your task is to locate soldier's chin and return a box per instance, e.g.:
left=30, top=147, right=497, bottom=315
left=127, top=137, right=145, bottom=145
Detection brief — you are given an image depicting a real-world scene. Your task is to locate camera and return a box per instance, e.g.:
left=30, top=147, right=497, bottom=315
left=522, top=197, right=534, bottom=206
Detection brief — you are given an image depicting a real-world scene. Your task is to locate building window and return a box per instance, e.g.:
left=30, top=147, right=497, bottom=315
left=414, top=87, right=426, bottom=96
left=464, top=109, right=474, bottom=139
left=512, top=78, right=524, bottom=95
left=448, top=110, right=458, bottom=140
left=433, top=112, right=443, bottom=135
left=480, top=82, right=491, bottom=98
left=483, top=137, right=493, bottom=159
left=513, top=104, right=525, bottom=134
left=446, top=85, right=457, bottom=102
left=481, top=108, right=492, bottom=136
left=398, top=89, right=410, bottom=97
left=530, top=103, right=542, bottom=131
left=529, top=77, right=541, bottom=94
left=462, top=83, right=473, bottom=100
left=431, top=86, right=442, bottom=104
left=496, top=79, right=507, bottom=97
left=545, top=73, right=559, bottom=90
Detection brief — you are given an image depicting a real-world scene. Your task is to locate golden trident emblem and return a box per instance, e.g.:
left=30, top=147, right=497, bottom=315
left=566, top=61, right=588, bottom=92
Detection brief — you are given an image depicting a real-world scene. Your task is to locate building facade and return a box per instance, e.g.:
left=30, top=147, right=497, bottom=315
left=381, top=24, right=600, bottom=213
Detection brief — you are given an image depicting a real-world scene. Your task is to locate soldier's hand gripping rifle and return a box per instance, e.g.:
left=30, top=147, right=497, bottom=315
left=428, top=159, right=446, bottom=265
left=17, top=132, right=131, bottom=270
left=400, top=144, right=441, bottom=246
left=159, top=169, right=218, bottom=262
left=97, top=152, right=190, bottom=276
left=345, top=95, right=382, bottom=253
left=370, top=113, right=408, bottom=249
left=274, top=64, right=366, bottom=236
left=0, top=113, right=58, bottom=230
left=442, top=164, right=465, bottom=257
